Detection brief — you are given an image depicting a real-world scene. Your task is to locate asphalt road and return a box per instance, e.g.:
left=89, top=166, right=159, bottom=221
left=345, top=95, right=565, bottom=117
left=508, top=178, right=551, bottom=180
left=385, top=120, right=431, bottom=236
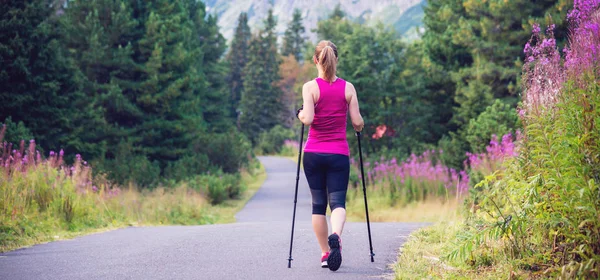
left=0, top=156, right=425, bottom=280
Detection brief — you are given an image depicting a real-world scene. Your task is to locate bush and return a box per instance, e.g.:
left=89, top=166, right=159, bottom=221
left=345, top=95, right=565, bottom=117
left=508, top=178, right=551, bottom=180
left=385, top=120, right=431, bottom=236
left=437, top=132, right=469, bottom=170
left=188, top=172, right=245, bottom=205
left=164, top=154, right=212, bottom=182
left=464, top=99, right=520, bottom=153
left=223, top=173, right=245, bottom=199
left=256, top=125, right=294, bottom=155
left=97, top=140, right=161, bottom=187
left=94, top=130, right=251, bottom=186
left=1, top=117, right=33, bottom=146
left=195, top=130, right=252, bottom=174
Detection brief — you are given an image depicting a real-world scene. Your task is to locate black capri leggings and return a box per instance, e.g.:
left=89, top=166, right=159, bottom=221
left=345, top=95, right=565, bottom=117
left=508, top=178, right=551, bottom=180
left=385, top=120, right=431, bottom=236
left=303, top=152, right=350, bottom=215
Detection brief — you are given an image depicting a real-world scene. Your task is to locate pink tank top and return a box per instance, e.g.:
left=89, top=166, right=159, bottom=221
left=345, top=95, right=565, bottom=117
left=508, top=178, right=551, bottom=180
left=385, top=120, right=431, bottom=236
left=304, top=77, right=349, bottom=156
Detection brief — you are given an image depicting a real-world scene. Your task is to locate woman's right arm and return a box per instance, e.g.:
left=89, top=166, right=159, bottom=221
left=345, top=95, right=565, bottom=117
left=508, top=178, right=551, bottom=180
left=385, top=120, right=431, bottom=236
left=298, top=82, right=315, bottom=126
left=346, top=82, right=364, bottom=132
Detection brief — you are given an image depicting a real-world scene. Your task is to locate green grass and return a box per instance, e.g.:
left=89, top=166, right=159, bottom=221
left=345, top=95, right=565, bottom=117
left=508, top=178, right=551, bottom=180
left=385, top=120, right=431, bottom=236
left=342, top=189, right=530, bottom=279
left=393, top=217, right=532, bottom=280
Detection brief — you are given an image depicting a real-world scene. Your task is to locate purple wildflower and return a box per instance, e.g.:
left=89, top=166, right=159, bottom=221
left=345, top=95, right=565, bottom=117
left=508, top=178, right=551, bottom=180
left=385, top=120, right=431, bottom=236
left=532, top=23, right=541, bottom=34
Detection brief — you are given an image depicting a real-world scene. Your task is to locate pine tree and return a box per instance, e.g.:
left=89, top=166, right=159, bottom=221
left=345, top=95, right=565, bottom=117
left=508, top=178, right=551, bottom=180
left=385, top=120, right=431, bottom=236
left=281, top=9, right=306, bottom=61
left=391, top=41, right=455, bottom=152
left=316, top=4, right=353, bottom=45
left=238, top=35, right=268, bottom=143
left=262, top=9, right=281, bottom=83
left=238, top=9, right=284, bottom=144
left=422, top=0, right=472, bottom=72
left=330, top=4, right=346, bottom=20
left=226, top=12, right=251, bottom=121
left=61, top=0, right=142, bottom=158
left=0, top=0, right=104, bottom=158
left=135, top=0, right=203, bottom=164
left=186, top=0, right=230, bottom=132
left=262, top=9, right=286, bottom=130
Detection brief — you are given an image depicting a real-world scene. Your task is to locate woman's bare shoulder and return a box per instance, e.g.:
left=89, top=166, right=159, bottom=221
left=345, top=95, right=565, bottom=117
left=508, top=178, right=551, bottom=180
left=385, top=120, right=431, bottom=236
left=345, top=81, right=356, bottom=99
left=303, top=79, right=318, bottom=90
left=345, top=81, right=356, bottom=92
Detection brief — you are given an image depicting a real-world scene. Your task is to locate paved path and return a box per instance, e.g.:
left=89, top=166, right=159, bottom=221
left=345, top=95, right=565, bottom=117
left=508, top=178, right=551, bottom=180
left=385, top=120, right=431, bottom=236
left=0, top=156, right=425, bottom=280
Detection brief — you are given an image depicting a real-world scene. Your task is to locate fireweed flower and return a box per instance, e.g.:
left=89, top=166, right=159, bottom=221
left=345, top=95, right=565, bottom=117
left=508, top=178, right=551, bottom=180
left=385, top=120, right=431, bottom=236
left=2, top=138, right=103, bottom=199
left=532, top=23, right=541, bottom=34
left=525, top=0, right=600, bottom=117
left=522, top=23, right=564, bottom=115
left=568, top=0, right=600, bottom=24
left=351, top=150, right=471, bottom=196
left=283, top=139, right=299, bottom=149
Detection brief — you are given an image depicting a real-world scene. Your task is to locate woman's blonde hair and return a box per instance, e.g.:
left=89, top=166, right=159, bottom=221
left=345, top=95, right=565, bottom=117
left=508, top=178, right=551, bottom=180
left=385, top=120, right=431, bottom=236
left=314, top=40, right=338, bottom=83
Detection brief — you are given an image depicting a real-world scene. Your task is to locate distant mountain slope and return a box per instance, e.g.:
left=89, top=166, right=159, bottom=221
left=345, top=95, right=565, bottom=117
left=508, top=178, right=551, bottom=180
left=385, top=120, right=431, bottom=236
left=394, top=0, right=426, bottom=41
left=205, top=0, right=426, bottom=43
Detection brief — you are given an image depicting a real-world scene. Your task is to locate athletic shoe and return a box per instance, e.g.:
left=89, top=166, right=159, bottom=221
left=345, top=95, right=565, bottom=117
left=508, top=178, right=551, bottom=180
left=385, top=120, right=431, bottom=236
left=327, top=233, right=342, bottom=271
left=321, top=252, right=329, bottom=268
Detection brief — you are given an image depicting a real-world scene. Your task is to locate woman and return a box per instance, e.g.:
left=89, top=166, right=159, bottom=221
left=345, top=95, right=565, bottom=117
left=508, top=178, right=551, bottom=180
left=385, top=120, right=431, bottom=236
left=297, top=40, right=364, bottom=272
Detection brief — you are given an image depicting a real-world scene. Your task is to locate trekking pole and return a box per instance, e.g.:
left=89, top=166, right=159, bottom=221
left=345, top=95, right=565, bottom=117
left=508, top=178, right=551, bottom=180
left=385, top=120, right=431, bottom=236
left=288, top=124, right=305, bottom=268
left=356, top=131, right=375, bottom=262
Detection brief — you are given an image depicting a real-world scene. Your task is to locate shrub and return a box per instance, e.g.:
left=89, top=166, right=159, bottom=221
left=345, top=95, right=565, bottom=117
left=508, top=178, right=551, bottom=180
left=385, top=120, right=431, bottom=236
left=437, top=133, right=470, bottom=170
left=1, top=117, right=33, bottom=146
left=195, top=130, right=252, bottom=174
left=164, top=154, right=212, bottom=182
left=97, top=140, right=161, bottom=187
left=256, top=125, right=294, bottom=155
left=188, top=172, right=245, bottom=205
left=464, top=100, right=520, bottom=153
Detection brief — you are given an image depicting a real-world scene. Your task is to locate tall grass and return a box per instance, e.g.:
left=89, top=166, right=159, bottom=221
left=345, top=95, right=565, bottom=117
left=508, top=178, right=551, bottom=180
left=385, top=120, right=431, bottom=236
left=0, top=126, right=257, bottom=251
left=349, top=151, right=468, bottom=206
left=347, top=134, right=516, bottom=208
left=279, top=139, right=299, bottom=157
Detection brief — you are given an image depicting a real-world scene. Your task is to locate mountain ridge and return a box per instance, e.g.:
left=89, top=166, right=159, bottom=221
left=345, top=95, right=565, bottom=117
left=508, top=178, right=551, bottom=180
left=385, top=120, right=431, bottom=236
left=204, top=0, right=426, bottom=43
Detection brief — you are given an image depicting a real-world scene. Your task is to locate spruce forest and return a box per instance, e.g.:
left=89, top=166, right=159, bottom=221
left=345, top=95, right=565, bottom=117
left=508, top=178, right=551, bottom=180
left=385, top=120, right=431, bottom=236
left=1, top=0, right=572, bottom=185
